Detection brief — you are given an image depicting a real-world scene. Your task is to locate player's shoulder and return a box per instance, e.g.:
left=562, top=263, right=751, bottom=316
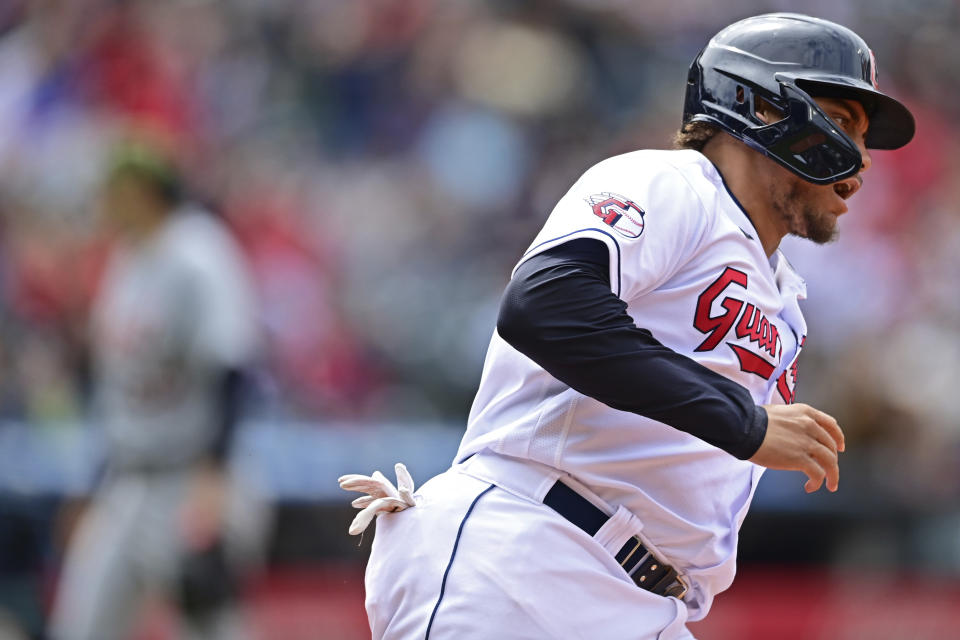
left=165, top=205, right=230, bottom=239
left=588, top=147, right=704, bottom=171
left=160, top=206, right=249, bottom=274
left=566, top=149, right=724, bottom=232
left=163, top=207, right=237, bottom=249
left=581, top=148, right=719, bottom=193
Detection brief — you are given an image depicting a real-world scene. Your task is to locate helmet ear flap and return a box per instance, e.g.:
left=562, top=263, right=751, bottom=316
left=683, top=67, right=784, bottom=135
left=683, top=60, right=705, bottom=123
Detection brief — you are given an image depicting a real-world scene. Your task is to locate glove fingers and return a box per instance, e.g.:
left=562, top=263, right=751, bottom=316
left=351, top=496, right=377, bottom=509
left=341, top=483, right=390, bottom=499
left=395, top=463, right=416, bottom=506
left=340, top=463, right=417, bottom=535
left=348, top=505, right=380, bottom=536
left=339, top=474, right=394, bottom=499
left=338, top=473, right=371, bottom=484
left=347, top=497, right=409, bottom=536
left=338, top=474, right=378, bottom=491
left=371, top=471, right=400, bottom=499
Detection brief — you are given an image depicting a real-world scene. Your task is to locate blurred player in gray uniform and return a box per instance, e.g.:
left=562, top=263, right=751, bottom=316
left=50, top=142, right=268, bottom=640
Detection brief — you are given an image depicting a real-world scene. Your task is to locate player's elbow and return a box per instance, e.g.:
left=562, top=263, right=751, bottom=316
left=496, top=278, right=541, bottom=350
left=497, top=285, right=525, bottom=343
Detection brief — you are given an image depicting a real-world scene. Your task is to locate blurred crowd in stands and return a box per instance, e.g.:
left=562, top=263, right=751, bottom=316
left=0, top=0, right=957, bottom=509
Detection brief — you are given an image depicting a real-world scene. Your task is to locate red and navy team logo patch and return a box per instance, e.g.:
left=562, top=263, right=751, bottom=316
left=868, top=49, right=879, bottom=89
left=585, top=192, right=645, bottom=239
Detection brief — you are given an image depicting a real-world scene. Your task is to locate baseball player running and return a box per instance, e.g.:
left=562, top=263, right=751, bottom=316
left=49, top=143, right=268, bottom=640
left=341, top=14, right=915, bottom=639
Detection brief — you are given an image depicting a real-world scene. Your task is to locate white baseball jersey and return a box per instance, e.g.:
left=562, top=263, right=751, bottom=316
left=456, top=148, right=807, bottom=619
left=92, top=206, right=258, bottom=470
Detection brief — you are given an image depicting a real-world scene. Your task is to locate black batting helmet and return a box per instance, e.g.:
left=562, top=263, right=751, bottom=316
left=683, top=13, right=915, bottom=184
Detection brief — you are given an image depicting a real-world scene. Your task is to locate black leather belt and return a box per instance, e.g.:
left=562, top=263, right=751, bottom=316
left=543, top=480, right=688, bottom=599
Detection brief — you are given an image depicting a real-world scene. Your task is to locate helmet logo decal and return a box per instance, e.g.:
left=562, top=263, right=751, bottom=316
left=585, top=192, right=645, bottom=239
left=868, top=49, right=879, bottom=89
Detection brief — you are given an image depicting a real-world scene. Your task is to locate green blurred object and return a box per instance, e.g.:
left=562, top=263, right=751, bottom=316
left=104, top=141, right=182, bottom=204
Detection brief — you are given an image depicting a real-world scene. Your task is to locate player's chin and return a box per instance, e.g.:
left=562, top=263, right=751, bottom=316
left=797, top=210, right=840, bottom=244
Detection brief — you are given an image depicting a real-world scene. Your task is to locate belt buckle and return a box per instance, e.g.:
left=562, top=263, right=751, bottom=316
left=619, top=537, right=687, bottom=600
left=663, top=572, right=689, bottom=600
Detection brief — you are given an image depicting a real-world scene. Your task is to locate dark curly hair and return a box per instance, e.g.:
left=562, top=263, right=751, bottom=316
left=672, top=121, right=720, bottom=151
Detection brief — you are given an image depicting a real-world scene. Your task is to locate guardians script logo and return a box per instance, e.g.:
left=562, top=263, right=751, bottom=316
left=585, top=192, right=645, bottom=239
left=692, top=266, right=802, bottom=404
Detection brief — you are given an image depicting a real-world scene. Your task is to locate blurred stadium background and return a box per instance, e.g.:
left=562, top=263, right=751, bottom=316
left=0, top=0, right=958, bottom=638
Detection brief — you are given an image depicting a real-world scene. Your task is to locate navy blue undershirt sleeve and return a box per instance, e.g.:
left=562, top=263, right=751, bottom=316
left=207, top=367, right=245, bottom=464
left=497, top=238, right=767, bottom=460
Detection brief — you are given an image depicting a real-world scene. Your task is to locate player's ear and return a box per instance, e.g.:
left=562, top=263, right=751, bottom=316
left=754, top=97, right=785, bottom=124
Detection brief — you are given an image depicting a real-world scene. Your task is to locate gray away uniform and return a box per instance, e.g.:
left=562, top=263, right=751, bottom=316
left=51, top=207, right=267, bottom=640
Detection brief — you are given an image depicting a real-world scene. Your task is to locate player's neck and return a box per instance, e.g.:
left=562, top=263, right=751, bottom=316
left=701, top=141, right=784, bottom=257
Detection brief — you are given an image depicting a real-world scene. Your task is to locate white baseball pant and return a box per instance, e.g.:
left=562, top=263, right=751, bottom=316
left=365, top=461, right=695, bottom=639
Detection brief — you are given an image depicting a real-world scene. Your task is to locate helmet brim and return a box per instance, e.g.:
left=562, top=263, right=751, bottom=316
left=795, top=77, right=915, bottom=150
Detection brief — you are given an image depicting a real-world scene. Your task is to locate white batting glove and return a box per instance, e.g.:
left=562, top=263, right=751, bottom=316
left=338, top=462, right=416, bottom=535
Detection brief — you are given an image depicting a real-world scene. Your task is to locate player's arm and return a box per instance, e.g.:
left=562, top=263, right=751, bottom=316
left=178, top=366, right=248, bottom=552
left=498, top=238, right=843, bottom=490
left=175, top=367, right=249, bottom=617
left=208, top=367, right=246, bottom=465
left=499, top=238, right=764, bottom=459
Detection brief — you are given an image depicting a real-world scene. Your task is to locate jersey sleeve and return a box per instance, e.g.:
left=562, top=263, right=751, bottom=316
left=515, top=152, right=710, bottom=302
left=498, top=238, right=767, bottom=460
